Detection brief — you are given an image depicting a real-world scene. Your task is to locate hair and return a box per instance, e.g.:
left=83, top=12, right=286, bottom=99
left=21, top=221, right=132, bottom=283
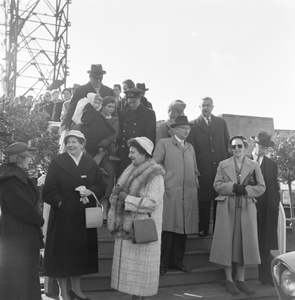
left=127, top=138, right=152, bottom=159
left=113, top=84, right=121, bottom=91
left=62, top=88, right=72, bottom=94
left=122, top=79, right=135, bottom=89
left=102, top=96, right=116, bottom=107
left=64, top=136, right=85, bottom=145
left=201, top=97, right=213, bottom=104
left=51, top=89, right=60, bottom=96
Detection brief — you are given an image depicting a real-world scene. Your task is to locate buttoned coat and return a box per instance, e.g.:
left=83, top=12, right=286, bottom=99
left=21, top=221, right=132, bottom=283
left=250, top=155, right=280, bottom=250
left=43, top=152, right=107, bottom=278
left=116, top=104, right=156, bottom=176
left=187, top=114, right=230, bottom=201
left=62, top=82, right=114, bottom=128
left=153, top=136, right=199, bottom=234
left=209, top=156, right=266, bottom=266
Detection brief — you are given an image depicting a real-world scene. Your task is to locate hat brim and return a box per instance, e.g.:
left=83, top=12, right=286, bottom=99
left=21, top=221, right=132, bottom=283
left=87, top=71, right=107, bottom=75
left=170, top=122, right=192, bottom=128
left=250, top=136, right=274, bottom=147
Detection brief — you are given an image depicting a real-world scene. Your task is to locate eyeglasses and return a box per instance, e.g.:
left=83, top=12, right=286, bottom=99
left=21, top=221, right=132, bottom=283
left=231, top=144, right=243, bottom=149
left=91, top=76, right=103, bottom=81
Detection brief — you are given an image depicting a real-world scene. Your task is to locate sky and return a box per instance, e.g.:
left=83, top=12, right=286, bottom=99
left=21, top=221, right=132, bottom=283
left=3, top=0, right=295, bottom=130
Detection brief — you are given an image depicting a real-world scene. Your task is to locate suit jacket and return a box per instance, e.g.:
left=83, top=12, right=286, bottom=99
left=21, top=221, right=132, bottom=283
left=116, top=104, right=156, bottom=176
left=187, top=114, right=230, bottom=201
left=250, top=154, right=280, bottom=249
left=61, top=82, right=114, bottom=128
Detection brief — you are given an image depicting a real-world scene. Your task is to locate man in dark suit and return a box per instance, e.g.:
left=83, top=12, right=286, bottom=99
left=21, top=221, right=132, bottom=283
left=116, top=88, right=156, bottom=177
left=187, top=97, right=230, bottom=237
left=250, top=132, right=280, bottom=287
left=61, top=64, right=114, bottom=130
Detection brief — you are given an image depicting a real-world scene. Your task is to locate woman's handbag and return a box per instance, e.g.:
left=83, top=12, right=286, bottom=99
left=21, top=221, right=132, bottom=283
left=131, top=198, right=158, bottom=244
left=85, top=192, right=103, bottom=228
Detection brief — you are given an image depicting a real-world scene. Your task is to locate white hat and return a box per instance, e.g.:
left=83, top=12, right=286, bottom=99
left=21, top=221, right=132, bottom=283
left=133, top=137, right=154, bottom=155
left=64, top=130, right=86, bottom=144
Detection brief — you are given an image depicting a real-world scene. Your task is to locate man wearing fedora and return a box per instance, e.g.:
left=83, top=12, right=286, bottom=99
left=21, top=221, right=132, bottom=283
left=116, top=87, right=156, bottom=177
left=250, top=132, right=280, bottom=287
left=136, top=83, right=153, bottom=109
left=187, top=97, right=230, bottom=238
left=153, top=115, right=199, bottom=274
left=61, top=64, right=114, bottom=130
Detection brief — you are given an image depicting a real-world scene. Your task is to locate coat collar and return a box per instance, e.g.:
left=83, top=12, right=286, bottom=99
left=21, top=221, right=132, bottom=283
left=122, top=103, right=146, bottom=123
left=196, top=114, right=218, bottom=135
left=222, top=156, right=254, bottom=183
left=171, top=135, right=191, bottom=151
left=54, top=152, right=96, bottom=184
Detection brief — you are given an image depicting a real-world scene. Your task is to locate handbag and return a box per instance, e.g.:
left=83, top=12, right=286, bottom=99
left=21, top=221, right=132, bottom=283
left=131, top=198, right=158, bottom=244
left=85, top=192, right=103, bottom=228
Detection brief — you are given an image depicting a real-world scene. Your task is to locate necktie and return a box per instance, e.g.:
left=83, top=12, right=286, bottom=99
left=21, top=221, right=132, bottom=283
left=206, top=117, right=211, bottom=126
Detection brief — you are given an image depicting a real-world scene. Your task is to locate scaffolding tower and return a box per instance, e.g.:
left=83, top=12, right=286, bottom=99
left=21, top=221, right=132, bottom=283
left=0, top=0, right=71, bottom=98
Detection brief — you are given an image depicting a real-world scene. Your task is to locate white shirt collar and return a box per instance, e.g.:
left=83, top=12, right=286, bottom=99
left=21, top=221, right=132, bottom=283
left=67, top=151, right=83, bottom=166
left=174, top=135, right=185, bottom=146
left=252, top=151, right=264, bottom=165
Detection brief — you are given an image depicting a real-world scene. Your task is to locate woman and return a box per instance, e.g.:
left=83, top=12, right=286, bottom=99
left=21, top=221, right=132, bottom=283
left=0, top=142, right=44, bottom=300
left=43, top=130, right=107, bottom=300
left=156, top=99, right=186, bottom=144
left=108, top=137, right=165, bottom=299
left=209, top=134, right=266, bottom=296
left=99, top=96, right=120, bottom=223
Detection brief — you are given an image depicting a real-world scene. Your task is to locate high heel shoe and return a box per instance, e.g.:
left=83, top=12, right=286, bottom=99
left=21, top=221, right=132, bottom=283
left=69, top=289, right=91, bottom=300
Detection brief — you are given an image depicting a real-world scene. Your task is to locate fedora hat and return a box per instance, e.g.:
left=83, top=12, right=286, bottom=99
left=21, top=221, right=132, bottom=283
left=170, top=115, right=192, bottom=128
left=87, top=64, right=106, bottom=76
left=250, top=131, right=274, bottom=147
left=136, top=83, right=149, bottom=91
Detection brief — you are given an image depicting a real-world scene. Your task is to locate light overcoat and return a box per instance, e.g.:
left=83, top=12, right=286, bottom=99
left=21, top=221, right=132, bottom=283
left=153, top=136, right=199, bottom=234
left=209, top=156, right=265, bottom=266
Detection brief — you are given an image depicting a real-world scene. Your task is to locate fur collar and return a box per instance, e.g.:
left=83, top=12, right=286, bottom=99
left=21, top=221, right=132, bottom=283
left=0, top=163, right=29, bottom=184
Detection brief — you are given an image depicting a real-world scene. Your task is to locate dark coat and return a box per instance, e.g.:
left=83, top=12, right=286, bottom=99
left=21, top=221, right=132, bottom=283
left=250, top=155, right=280, bottom=250
left=43, top=152, right=107, bottom=278
left=62, top=82, right=114, bottom=128
left=187, top=114, right=230, bottom=201
left=116, top=104, right=156, bottom=176
left=80, top=103, right=116, bottom=153
left=51, top=100, right=64, bottom=121
left=0, top=164, right=44, bottom=300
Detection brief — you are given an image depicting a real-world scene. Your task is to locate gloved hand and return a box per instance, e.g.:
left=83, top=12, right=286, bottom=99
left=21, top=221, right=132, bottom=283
left=118, top=191, right=128, bottom=202
left=233, top=183, right=246, bottom=196
left=112, top=184, right=121, bottom=196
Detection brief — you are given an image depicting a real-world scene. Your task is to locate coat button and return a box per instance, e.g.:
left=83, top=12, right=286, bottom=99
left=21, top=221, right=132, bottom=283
left=122, top=145, right=124, bottom=148
left=134, top=123, right=136, bottom=125
left=123, top=130, right=125, bottom=133
left=212, top=150, right=214, bottom=152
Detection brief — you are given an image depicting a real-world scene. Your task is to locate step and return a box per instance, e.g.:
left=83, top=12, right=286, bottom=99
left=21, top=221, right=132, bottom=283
left=80, top=265, right=259, bottom=292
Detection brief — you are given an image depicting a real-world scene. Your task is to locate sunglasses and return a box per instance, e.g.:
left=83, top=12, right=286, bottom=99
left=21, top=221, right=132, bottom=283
left=231, top=144, right=243, bottom=149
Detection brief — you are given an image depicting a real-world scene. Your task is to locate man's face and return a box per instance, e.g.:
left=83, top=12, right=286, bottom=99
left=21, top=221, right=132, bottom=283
left=127, top=97, right=140, bottom=110
left=113, top=86, right=121, bottom=98
left=62, top=90, right=71, bottom=101
left=174, top=125, right=191, bottom=140
left=254, top=142, right=269, bottom=157
left=90, top=75, right=103, bottom=88
left=122, top=83, right=129, bottom=92
left=200, top=99, right=214, bottom=118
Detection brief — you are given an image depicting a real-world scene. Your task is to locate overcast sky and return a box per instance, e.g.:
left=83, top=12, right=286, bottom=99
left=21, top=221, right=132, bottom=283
left=26, top=0, right=295, bottom=129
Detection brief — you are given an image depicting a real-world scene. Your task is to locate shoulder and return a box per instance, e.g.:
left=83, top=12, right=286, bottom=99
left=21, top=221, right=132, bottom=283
left=212, top=114, right=227, bottom=124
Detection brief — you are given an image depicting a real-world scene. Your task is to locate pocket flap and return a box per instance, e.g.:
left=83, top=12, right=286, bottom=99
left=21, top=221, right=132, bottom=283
left=215, top=195, right=227, bottom=201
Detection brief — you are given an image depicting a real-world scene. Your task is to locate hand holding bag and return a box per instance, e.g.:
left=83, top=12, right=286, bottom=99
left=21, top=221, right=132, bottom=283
left=85, top=192, right=103, bottom=228
left=131, top=198, right=158, bottom=244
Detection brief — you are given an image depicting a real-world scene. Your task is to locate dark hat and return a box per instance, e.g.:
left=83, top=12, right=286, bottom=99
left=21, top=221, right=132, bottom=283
left=136, top=83, right=149, bottom=91
left=7, top=142, right=35, bottom=162
left=124, top=88, right=142, bottom=99
left=229, top=134, right=248, bottom=145
left=170, top=115, right=192, bottom=128
left=87, top=64, right=106, bottom=76
left=250, top=131, right=274, bottom=147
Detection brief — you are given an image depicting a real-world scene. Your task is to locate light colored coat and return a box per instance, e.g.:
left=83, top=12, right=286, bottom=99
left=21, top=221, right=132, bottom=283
left=153, top=136, right=199, bottom=234
left=209, top=156, right=266, bottom=266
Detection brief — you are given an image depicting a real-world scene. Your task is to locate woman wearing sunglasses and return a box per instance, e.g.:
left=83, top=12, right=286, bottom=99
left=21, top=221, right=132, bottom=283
left=209, top=134, right=266, bottom=296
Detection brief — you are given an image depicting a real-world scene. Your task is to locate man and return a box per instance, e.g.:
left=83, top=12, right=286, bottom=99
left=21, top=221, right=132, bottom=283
left=136, top=83, right=153, bottom=109
left=250, top=132, right=280, bottom=286
left=153, top=115, right=199, bottom=274
left=116, top=87, right=156, bottom=177
left=187, top=97, right=230, bottom=237
left=113, top=84, right=123, bottom=117
left=61, top=64, right=114, bottom=130
left=60, top=88, right=72, bottom=122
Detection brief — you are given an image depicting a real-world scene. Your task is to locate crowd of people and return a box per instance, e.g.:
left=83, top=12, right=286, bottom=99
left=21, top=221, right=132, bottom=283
left=0, top=63, right=281, bottom=300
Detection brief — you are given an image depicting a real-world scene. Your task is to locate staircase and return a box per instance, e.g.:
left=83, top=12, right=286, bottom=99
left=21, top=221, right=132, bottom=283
left=79, top=226, right=277, bottom=298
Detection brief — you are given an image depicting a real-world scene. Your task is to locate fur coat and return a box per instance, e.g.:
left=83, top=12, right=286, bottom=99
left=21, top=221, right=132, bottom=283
left=108, top=159, right=165, bottom=239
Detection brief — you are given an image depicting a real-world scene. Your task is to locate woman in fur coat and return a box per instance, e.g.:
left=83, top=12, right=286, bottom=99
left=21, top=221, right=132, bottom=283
left=108, top=137, right=165, bottom=300
left=0, top=142, right=44, bottom=300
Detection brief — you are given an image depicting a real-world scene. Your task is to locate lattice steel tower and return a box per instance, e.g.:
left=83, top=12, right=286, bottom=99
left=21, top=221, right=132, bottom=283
left=0, top=0, right=71, bottom=98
